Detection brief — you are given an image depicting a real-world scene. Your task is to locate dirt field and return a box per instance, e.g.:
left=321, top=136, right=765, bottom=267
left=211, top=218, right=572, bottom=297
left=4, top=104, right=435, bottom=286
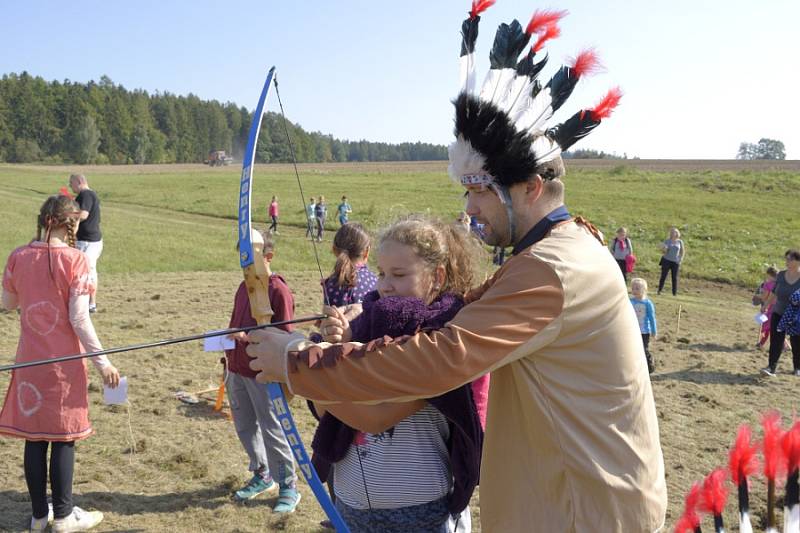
left=0, top=266, right=795, bottom=532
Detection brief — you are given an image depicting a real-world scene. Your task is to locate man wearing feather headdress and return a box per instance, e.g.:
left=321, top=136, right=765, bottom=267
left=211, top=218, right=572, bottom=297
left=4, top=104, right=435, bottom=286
left=246, top=3, right=667, bottom=531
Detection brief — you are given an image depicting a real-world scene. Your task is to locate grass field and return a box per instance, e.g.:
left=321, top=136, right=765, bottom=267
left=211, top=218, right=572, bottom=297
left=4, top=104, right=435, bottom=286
left=1, top=160, right=800, bottom=532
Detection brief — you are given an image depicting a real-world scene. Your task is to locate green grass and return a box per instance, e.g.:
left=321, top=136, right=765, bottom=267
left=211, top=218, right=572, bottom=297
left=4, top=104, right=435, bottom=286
left=1, top=162, right=798, bottom=286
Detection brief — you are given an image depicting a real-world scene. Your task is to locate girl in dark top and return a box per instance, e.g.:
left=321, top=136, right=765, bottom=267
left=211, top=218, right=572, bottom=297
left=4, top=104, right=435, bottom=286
left=323, top=223, right=378, bottom=307
left=760, top=249, right=800, bottom=377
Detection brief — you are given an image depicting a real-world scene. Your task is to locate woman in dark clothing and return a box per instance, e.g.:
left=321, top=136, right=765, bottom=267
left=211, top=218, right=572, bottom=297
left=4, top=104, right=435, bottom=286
left=760, top=249, right=800, bottom=376
left=658, top=227, right=685, bottom=295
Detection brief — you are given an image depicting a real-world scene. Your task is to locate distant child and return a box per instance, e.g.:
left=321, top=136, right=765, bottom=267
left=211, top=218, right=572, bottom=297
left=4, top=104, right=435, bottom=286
left=337, top=196, right=352, bottom=226
left=313, top=215, right=487, bottom=532
left=323, top=223, right=377, bottom=307
left=756, top=266, right=779, bottom=349
left=268, top=195, right=279, bottom=234
left=225, top=230, right=300, bottom=513
left=630, top=278, right=657, bottom=373
left=1, top=195, right=120, bottom=532
left=305, top=197, right=317, bottom=239
left=610, top=227, right=633, bottom=281
left=315, top=195, right=328, bottom=242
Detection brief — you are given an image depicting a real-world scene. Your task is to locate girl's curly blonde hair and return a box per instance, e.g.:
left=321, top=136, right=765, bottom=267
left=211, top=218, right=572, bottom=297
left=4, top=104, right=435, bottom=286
left=378, top=214, right=487, bottom=297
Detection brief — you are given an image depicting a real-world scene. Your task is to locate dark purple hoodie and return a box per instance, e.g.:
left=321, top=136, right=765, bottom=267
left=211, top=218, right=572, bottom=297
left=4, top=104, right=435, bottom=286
left=309, top=290, right=483, bottom=514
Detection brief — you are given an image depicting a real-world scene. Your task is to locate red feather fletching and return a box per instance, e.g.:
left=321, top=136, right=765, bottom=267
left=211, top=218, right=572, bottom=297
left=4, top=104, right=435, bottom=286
left=675, top=482, right=703, bottom=530
left=699, top=468, right=729, bottom=516
left=782, top=421, right=800, bottom=473
left=526, top=9, right=568, bottom=35
left=570, top=48, right=603, bottom=78
left=532, top=24, right=561, bottom=53
left=470, top=0, right=495, bottom=19
left=729, top=424, right=759, bottom=486
left=589, top=87, right=623, bottom=121
left=762, top=411, right=786, bottom=481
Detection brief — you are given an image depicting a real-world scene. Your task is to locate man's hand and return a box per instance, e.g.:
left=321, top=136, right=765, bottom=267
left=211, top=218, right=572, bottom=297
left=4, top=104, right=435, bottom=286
left=246, top=329, right=298, bottom=384
left=101, top=365, right=121, bottom=388
left=320, top=305, right=352, bottom=343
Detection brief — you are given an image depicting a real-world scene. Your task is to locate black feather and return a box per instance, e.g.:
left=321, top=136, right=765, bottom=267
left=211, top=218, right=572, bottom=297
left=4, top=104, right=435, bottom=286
left=545, top=66, right=578, bottom=113
left=530, top=79, right=542, bottom=99
left=489, top=20, right=530, bottom=70
left=516, top=51, right=548, bottom=81
left=546, top=110, right=600, bottom=152
left=460, top=15, right=481, bottom=57
left=453, top=92, right=539, bottom=185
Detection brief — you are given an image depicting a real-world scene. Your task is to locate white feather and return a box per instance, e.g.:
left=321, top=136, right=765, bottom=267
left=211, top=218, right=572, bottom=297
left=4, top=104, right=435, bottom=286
left=784, top=505, right=800, bottom=533
left=740, top=511, right=753, bottom=533
left=448, top=137, right=488, bottom=182
left=496, top=74, right=531, bottom=115
left=513, top=87, right=553, bottom=133
left=479, top=69, right=502, bottom=103
left=459, top=53, right=477, bottom=95
left=531, top=135, right=561, bottom=163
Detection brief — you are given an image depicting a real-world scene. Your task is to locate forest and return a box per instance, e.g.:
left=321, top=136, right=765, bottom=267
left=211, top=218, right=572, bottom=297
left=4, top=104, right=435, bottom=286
left=0, top=72, right=447, bottom=165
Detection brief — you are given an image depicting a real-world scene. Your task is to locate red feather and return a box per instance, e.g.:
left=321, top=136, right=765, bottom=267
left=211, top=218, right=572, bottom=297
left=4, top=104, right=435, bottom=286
left=699, top=468, right=729, bottom=516
left=470, top=0, right=495, bottom=19
left=58, top=186, right=74, bottom=200
left=569, top=48, right=603, bottom=78
left=782, top=421, right=800, bottom=473
left=762, top=411, right=786, bottom=481
left=729, top=424, right=760, bottom=486
left=532, top=24, right=561, bottom=53
left=589, top=87, right=623, bottom=121
left=525, top=9, right=568, bottom=36
left=675, top=482, right=703, bottom=531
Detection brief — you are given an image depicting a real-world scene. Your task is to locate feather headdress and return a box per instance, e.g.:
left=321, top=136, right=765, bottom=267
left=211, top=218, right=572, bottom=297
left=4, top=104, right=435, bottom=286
left=449, top=3, right=621, bottom=188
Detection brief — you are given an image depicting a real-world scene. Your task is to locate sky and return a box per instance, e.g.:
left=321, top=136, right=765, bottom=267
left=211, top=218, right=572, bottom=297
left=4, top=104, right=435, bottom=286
left=2, top=0, right=798, bottom=159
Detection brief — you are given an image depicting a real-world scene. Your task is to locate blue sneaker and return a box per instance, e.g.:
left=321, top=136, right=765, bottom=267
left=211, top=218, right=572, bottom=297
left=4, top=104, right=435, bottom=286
left=273, top=487, right=301, bottom=513
left=234, top=474, right=277, bottom=502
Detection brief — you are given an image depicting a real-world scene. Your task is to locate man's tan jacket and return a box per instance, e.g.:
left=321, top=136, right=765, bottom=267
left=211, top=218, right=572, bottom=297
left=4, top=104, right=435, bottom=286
left=285, top=220, right=667, bottom=532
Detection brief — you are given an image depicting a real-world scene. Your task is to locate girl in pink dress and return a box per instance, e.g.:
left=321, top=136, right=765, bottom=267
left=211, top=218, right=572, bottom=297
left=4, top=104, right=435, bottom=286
left=1, top=195, right=120, bottom=533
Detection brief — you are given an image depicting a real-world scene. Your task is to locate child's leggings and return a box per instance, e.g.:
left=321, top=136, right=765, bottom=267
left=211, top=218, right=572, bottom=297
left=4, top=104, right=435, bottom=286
left=24, top=440, right=75, bottom=520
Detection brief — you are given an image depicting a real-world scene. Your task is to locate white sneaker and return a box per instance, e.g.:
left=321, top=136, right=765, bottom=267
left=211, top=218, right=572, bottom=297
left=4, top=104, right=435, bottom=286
left=29, top=503, right=53, bottom=532
left=52, top=506, right=103, bottom=532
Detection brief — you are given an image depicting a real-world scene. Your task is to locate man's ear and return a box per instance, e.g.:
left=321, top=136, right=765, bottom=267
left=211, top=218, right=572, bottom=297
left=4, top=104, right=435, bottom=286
left=524, top=175, right=544, bottom=204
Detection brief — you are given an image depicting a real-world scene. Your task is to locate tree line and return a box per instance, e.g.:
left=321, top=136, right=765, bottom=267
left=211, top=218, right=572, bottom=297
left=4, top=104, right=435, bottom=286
left=0, top=72, right=447, bottom=164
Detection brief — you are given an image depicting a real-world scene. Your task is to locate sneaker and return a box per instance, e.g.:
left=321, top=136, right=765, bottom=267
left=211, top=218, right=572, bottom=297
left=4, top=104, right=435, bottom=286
left=794, top=369, right=800, bottom=377
left=273, top=487, right=301, bottom=513
left=88, top=305, right=97, bottom=314
left=761, top=367, right=777, bottom=377
left=52, top=506, right=103, bottom=532
left=233, top=474, right=276, bottom=502
left=30, top=504, right=54, bottom=531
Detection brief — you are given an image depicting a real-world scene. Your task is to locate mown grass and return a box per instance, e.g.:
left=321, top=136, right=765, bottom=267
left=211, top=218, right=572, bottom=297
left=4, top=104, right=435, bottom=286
left=1, top=161, right=797, bottom=287
left=1, top=161, right=800, bottom=531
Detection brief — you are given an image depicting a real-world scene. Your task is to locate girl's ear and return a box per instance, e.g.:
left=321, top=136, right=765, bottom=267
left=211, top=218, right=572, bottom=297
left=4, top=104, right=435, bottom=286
left=434, top=264, right=446, bottom=289
left=264, top=251, right=274, bottom=263
left=363, top=246, right=370, bottom=261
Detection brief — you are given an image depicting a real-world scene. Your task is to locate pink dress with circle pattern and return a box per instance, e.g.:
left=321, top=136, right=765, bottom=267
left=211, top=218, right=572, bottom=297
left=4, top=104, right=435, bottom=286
left=0, top=242, right=95, bottom=441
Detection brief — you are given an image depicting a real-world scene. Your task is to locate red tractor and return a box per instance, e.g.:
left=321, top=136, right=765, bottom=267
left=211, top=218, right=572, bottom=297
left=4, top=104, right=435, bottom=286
left=204, top=150, right=234, bottom=166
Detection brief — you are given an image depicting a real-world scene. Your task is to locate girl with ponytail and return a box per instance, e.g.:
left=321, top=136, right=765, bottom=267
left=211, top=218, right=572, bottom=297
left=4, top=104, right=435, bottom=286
left=1, top=195, right=120, bottom=532
left=323, top=223, right=378, bottom=307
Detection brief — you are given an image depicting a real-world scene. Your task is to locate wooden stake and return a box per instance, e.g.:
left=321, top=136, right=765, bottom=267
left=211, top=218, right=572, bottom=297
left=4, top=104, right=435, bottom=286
left=676, top=304, right=682, bottom=337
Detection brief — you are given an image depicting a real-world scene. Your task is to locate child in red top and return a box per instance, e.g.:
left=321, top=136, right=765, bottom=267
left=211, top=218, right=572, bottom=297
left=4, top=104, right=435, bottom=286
left=1, top=195, right=120, bottom=532
left=268, top=196, right=279, bottom=234
left=224, top=230, right=299, bottom=512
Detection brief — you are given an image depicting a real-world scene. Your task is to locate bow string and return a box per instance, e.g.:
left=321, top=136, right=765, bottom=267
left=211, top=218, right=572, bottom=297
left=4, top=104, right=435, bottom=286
left=238, top=66, right=349, bottom=532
